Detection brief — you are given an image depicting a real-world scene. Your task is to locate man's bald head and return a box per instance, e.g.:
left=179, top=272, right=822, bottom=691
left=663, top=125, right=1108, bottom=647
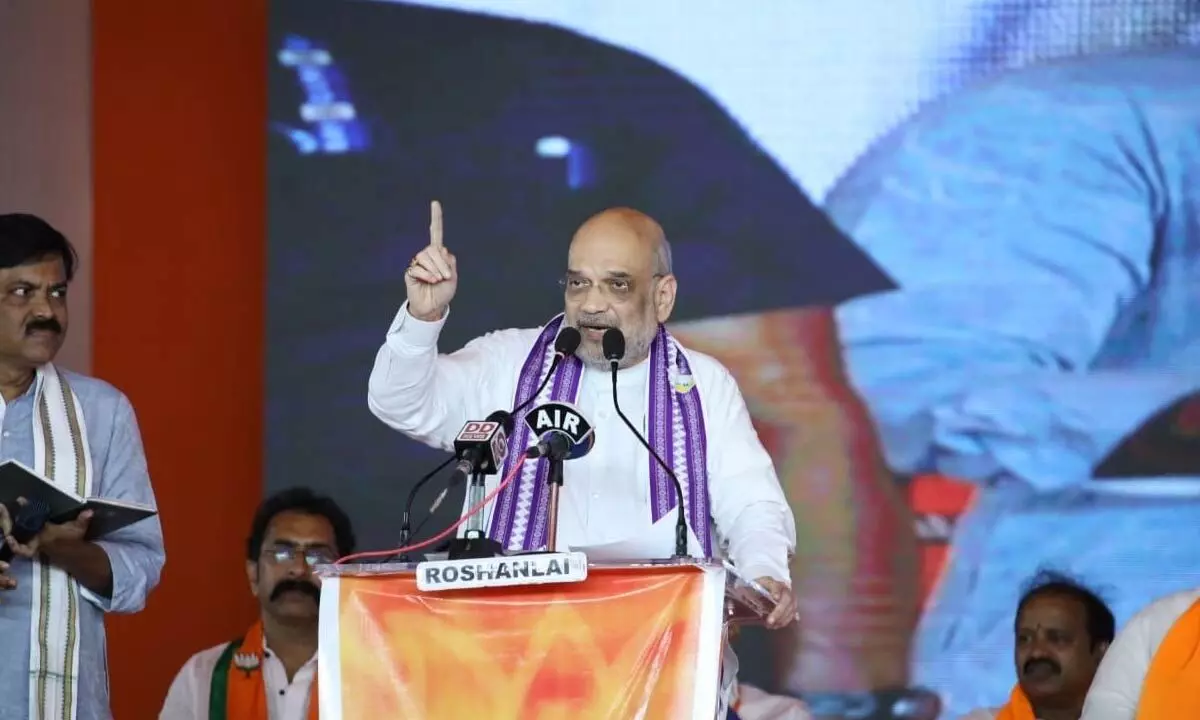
left=569, top=208, right=673, bottom=277
left=562, top=207, right=677, bottom=368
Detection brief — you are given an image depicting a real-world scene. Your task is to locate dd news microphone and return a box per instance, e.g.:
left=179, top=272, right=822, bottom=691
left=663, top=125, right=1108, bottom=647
left=442, top=410, right=515, bottom=560
left=603, top=328, right=690, bottom=559
left=449, top=409, right=514, bottom=484
left=396, top=420, right=506, bottom=562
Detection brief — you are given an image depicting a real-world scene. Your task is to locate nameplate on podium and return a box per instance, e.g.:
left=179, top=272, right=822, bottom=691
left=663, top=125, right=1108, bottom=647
left=415, top=551, right=588, bottom=592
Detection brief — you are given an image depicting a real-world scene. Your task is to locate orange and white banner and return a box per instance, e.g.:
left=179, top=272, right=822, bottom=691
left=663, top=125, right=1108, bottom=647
left=317, top=564, right=726, bottom=719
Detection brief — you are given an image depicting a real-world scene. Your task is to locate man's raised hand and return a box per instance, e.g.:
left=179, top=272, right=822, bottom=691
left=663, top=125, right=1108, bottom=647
left=404, top=200, right=458, bottom=321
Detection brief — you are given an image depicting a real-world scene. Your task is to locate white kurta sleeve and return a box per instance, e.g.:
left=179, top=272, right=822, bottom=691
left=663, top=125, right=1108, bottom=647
left=159, top=647, right=221, bottom=720
left=1081, top=589, right=1200, bottom=720
left=702, top=360, right=797, bottom=583
left=367, top=301, right=531, bottom=450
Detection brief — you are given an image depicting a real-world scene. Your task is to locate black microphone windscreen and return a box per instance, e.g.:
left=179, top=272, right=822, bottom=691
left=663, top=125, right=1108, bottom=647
left=485, top=409, right=515, bottom=434
left=602, top=328, right=626, bottom=361
left=555, top=326, right=582, bottom=356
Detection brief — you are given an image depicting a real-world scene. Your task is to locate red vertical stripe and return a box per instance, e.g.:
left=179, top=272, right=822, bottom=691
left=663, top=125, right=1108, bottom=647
left=92, top=1, right=266, bottom=715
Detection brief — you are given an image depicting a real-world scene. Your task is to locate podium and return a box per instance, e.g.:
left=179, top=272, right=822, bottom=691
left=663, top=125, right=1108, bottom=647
left=312, top=556, right=773, bottom=719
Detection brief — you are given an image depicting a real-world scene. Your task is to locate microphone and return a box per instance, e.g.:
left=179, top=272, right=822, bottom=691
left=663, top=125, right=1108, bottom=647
left=398, top=325, right=583, bottom=561
left=521, top=400, right=595, bottom=552
left=522, top=401, right=596, bottom=460
left=396, top=455, right=456, bottom=560
left=603, top=328, right=690, bottom=559
left=448, top=409, right=515, bottom=486
left=430, top=409, right=515, bottom=520
left=459, top=326, right=580, bottom=478
left=394, top=410, right=511, bottom=561
left=512, top=326, right=581, bottom=416
left=443, top=410, right=514, bottom=560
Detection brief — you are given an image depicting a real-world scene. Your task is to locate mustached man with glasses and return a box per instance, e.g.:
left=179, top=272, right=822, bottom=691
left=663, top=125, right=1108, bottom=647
left=159, top=488, right=355, bottom=720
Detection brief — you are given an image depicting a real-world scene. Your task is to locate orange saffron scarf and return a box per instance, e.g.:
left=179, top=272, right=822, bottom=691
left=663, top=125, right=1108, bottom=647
left=1136, top=599, right=1200, bottom=719
left=994, top=684, right=1036, bottom=720
left=208, top=621, right=319, bottom=720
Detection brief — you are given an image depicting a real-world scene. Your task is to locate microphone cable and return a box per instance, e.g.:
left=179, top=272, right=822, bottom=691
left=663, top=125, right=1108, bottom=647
left=336, top=456, right=528, bottom=565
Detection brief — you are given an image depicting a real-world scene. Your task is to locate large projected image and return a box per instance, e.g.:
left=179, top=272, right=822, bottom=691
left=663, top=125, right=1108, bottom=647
left=830, top=44, right=1200, bottom=716
left=268, top=1, right=1200, bottom=717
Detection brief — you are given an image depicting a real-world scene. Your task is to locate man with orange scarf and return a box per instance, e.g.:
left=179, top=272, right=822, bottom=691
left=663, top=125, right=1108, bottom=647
left=963, top=573, right=1113, bottom=720
left=1081, top=585, right=1200, bottom=719
left=159, top=488, right=356, bottom=719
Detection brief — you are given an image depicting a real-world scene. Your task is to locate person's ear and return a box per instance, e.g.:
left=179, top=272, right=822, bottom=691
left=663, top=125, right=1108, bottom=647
left=246, top=560, right=260, bottom=598
left=654, top=274, right=677, bottom=323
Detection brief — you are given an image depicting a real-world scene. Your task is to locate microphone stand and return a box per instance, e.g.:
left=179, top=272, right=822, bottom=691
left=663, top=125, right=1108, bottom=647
left=544, top=450, right=567, bottom=553
left=609, top=359, right=690, bottom=559
left=446, top=465, right=505, bottom=560
left=463, top=468, right=488, bottom=535
left=396, top=456, right=456, bottom=562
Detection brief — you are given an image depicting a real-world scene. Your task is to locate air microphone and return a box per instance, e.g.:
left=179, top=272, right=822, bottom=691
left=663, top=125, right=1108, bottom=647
left=522, top=401, right=596, bottom=460
left=521, top=400, right=595, bottom=552
left=603, top=328, right=690, bottom=559
left=397, top=325, right=583, bottom=561
left=442, top=324, right=581, bottom=488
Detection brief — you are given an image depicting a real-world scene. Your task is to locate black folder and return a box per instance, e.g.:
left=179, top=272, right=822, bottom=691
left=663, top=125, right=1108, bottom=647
left=0, top=459, right=157, bottom=540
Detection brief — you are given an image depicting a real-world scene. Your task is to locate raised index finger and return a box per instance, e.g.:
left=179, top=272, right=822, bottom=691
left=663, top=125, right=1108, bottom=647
left=429, top=200, right=444, bottom=247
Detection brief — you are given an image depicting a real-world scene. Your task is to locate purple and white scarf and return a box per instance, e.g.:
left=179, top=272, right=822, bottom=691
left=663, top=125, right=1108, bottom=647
left=487, top=315, right=714, bottom=556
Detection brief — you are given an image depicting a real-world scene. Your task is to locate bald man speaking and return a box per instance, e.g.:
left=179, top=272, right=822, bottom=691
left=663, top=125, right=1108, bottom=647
left=367, top=201, right=799, bottom=713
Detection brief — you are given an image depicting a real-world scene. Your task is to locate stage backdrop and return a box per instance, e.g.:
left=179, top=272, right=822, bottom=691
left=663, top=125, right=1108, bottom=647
left=268, top=1, right=1200, bottom=717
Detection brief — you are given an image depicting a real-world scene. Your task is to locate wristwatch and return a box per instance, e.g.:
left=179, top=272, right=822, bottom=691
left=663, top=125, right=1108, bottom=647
left=798, top=687, right=941, bottom=720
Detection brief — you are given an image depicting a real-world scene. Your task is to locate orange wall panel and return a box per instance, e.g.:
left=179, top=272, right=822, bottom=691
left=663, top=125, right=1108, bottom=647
left=91, top=1, right=267, bottom=715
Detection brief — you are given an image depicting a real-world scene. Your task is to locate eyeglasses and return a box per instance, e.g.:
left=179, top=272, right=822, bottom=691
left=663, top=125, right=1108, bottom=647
left=559, top=273, right=664, bottom=301
left=264, top=543, right=337, bottom=567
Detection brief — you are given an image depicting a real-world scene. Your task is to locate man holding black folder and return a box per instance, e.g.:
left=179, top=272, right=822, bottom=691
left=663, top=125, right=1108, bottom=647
left=0, top=213, right=165, bottom=720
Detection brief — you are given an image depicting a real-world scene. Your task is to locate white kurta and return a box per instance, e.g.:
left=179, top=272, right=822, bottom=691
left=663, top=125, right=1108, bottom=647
left=158, top=642, right=317, bottom=720
left=367, top=303, right=796, bottom=585
left=1080, top=587, right=1200, bottom=720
